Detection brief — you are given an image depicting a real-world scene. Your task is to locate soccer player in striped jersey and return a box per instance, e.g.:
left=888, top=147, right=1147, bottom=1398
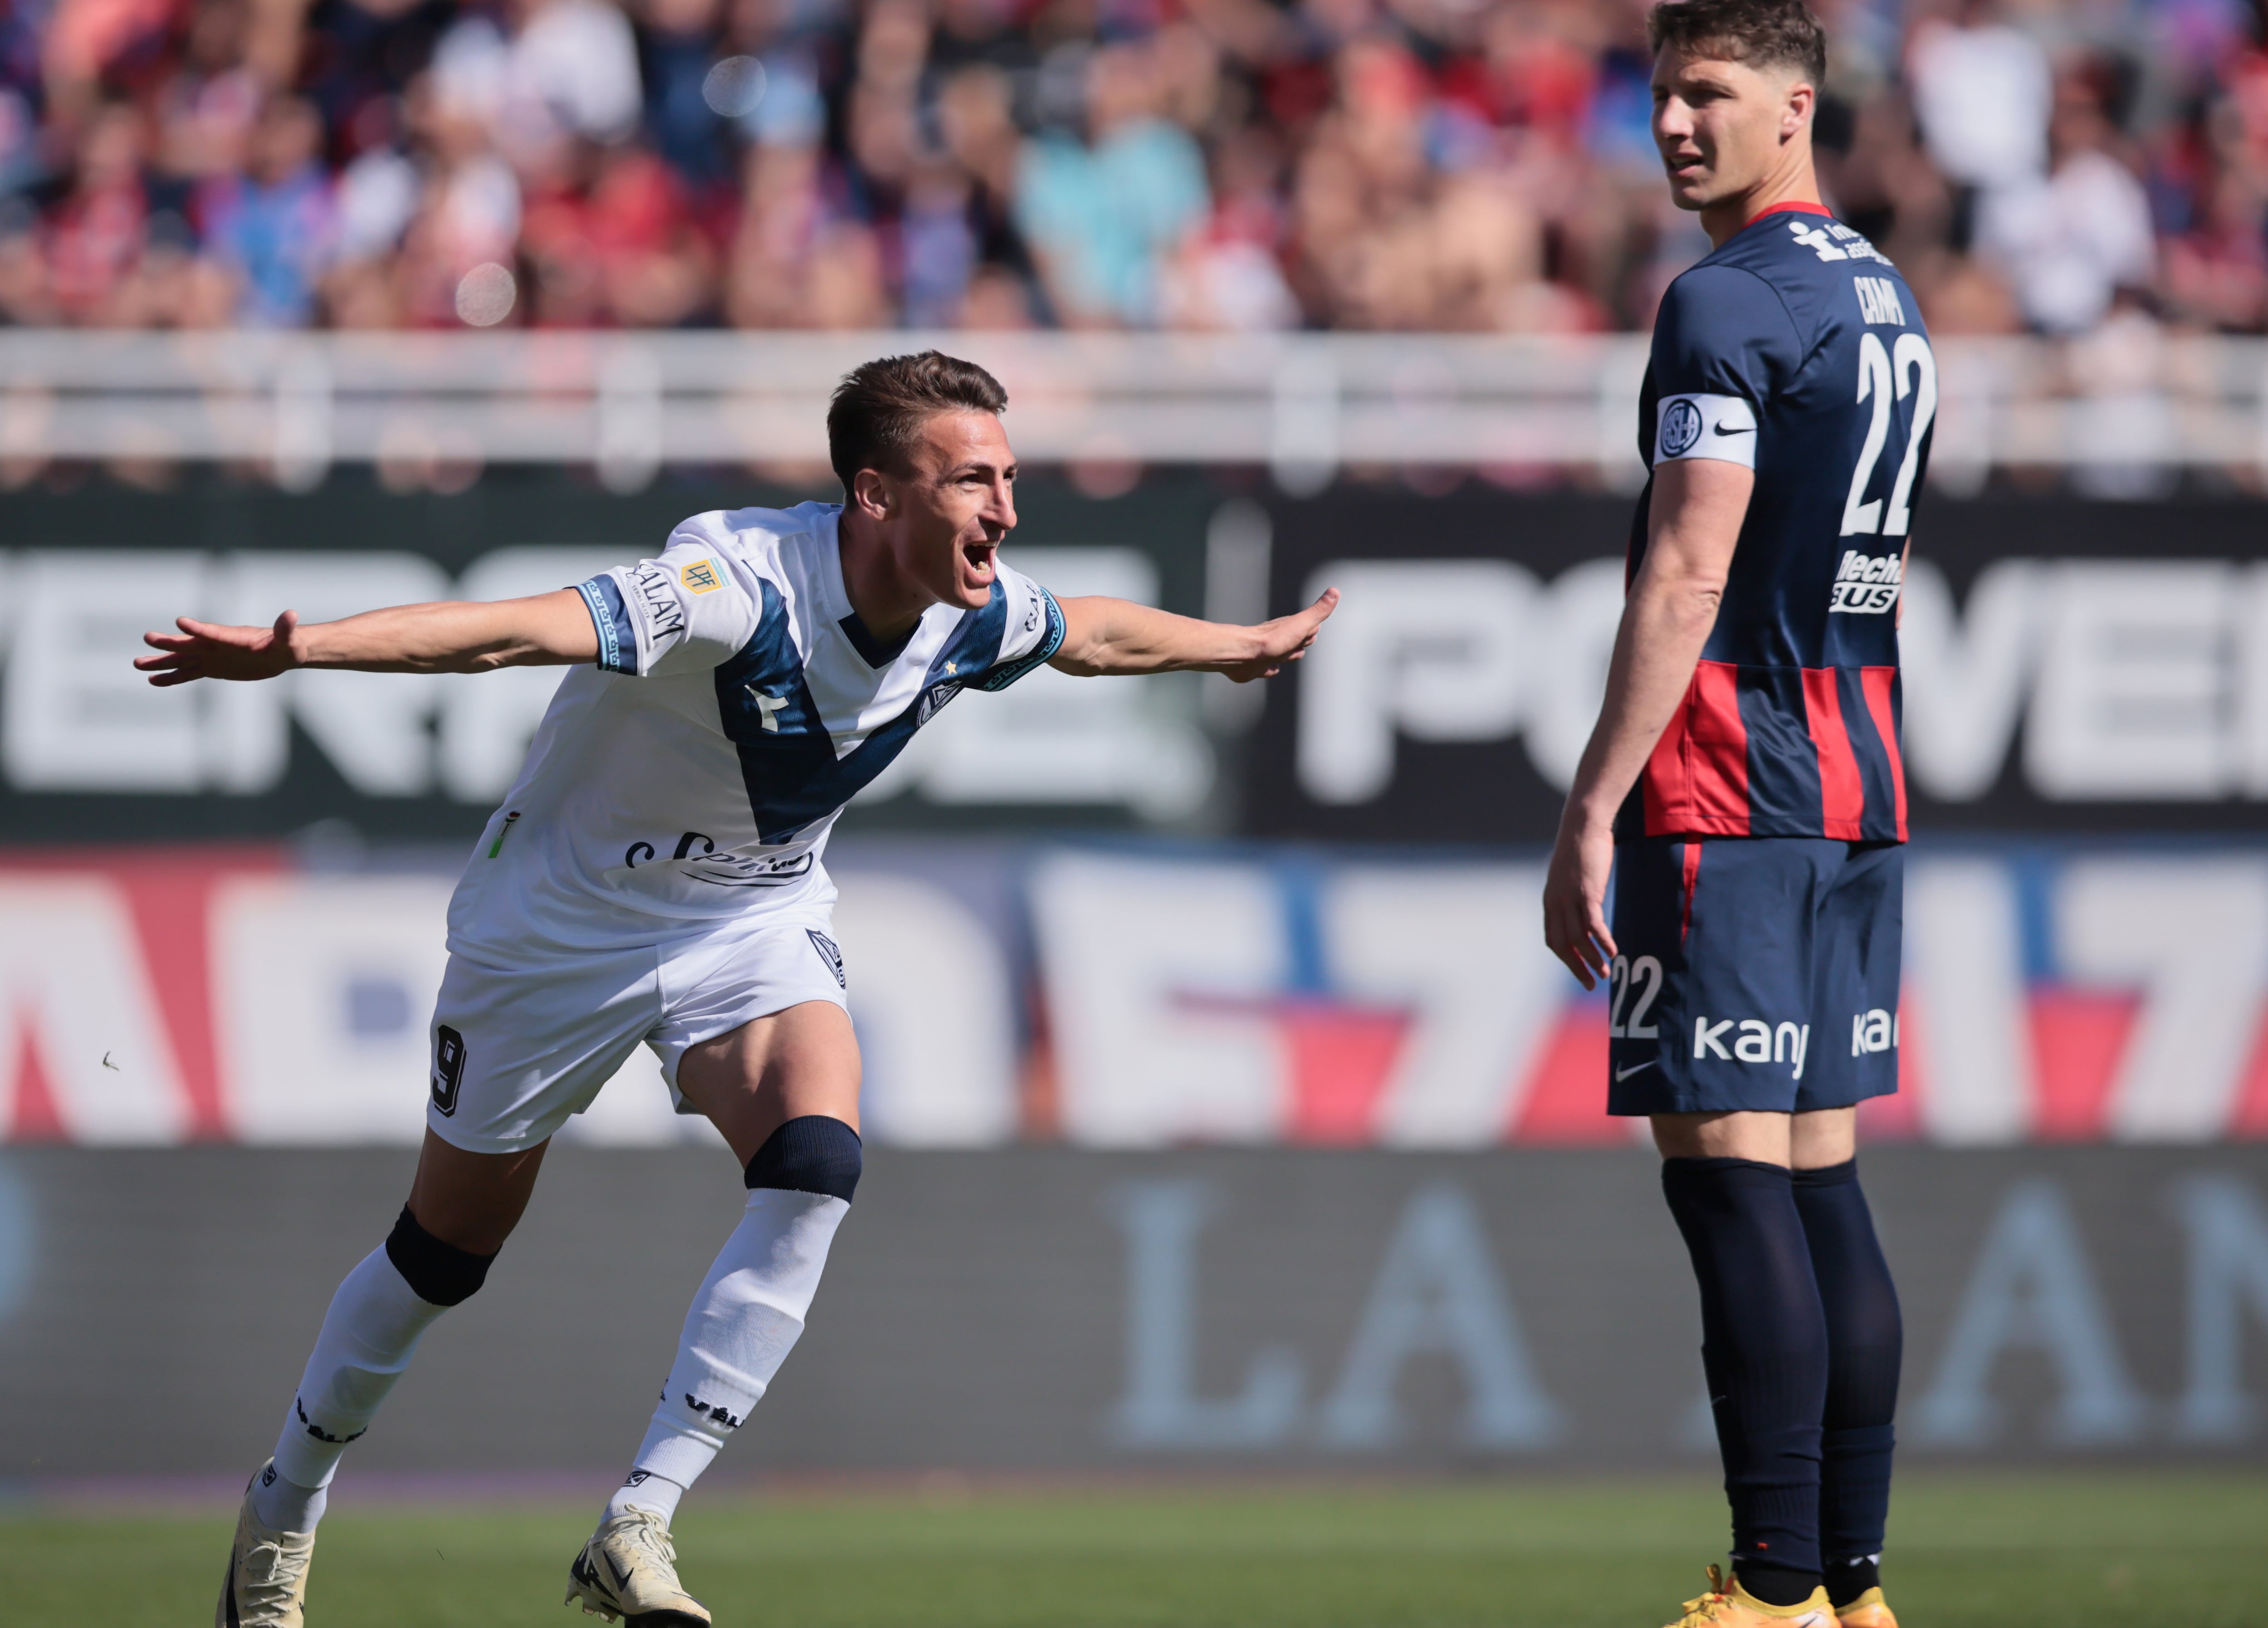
left=145, top=352, right=1336, bottom=1628
left=1541, top=4, right=1930, bottom=1626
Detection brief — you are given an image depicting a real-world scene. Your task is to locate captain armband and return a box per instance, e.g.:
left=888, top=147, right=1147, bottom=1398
left=1653, top=393, right=1759, bottom=470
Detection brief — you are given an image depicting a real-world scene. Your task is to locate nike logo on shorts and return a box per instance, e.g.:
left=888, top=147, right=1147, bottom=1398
left=1615, top=1060, right=1659, bottom=1081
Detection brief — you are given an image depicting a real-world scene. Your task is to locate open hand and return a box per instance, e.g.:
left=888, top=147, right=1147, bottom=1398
left=1218, top=587, right=1339, bottom=683
left=1542, top=812, right=1618, bottom=988
left=136, top=611, right=301, bottom=687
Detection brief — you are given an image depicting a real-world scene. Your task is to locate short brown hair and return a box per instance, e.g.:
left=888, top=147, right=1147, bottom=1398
left=826, top=351, right=1008, bottom=491
left=1648, top=0, right=1828, bottom=89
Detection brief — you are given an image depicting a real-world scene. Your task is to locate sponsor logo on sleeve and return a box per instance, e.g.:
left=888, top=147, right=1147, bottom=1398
left=627, top=562, right=687, bottom=638
left=680, top=558, right=722, bottom=594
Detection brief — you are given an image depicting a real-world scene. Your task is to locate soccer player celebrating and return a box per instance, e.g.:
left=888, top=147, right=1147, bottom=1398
left=1540, top=5, right=1929, bottom=1627
left=142, top=351, right=1338, bottom=1628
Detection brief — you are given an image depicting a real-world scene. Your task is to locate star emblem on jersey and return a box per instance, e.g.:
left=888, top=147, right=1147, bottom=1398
left=745, top=686, right=787, bottom=733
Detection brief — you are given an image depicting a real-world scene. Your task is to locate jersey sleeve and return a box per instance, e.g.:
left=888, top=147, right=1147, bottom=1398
left=975, top=563, right=1067, bottom=692
left=574, top=517, right=763, bottom=678
left=1647, top=264, right=1802, bottom=471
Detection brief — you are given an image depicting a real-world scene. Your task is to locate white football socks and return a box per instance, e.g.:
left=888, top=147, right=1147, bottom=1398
left=251, top=1462, right=328, bottom=1533
left=264, top=1246, right=451, bottom=1522
left=605, top=1469, right=687, bottom=1524
left=614, top=1188, right=850, bottom=1512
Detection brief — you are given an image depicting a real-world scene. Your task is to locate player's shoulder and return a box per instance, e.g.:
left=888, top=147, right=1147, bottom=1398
left=663, top=502, right=846, bottom=605
left=669, top=501, right=840, bottom=560
left=1714, top=210, right=1918, bottom=309
left=1686, top=211, right=1923, bottom=354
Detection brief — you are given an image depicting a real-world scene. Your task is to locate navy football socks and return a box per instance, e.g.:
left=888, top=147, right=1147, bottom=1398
left=1793, top=1159, right=1901, bottom=1604
left=1661, top=1156, right=1829, bottom=1597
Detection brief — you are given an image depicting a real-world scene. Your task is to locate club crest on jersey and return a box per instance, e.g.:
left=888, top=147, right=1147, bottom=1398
left=1660, top=398, right=1703, bottom=457
left=918, top=678, right=963, bottom=724
left=680, top=558, right=722, bottom=594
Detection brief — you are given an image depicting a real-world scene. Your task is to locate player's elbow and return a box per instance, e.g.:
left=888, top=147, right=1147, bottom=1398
left=1046, top=649, right=1105, bottom=679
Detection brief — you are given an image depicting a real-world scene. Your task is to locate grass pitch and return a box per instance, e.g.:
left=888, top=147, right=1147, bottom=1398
left=8, top=1472, right=2260, bottom=1628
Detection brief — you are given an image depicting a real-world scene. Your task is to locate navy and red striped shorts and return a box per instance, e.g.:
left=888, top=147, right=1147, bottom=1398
left=1604, top=836, right=1903, bottom=1117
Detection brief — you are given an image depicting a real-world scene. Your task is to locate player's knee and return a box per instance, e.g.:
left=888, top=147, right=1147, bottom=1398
left=743, top=1115, right=862, bottom=1203
left=383, top=1205, right=499, bottom=1306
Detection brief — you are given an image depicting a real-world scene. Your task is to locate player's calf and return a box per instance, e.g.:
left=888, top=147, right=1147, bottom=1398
left=218, top=1206, right=500, bottom=1623
left=567, top=1115, right=862, bottom=1615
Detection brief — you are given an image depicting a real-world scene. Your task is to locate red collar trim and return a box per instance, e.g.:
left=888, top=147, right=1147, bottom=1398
left=1748, top=200, right=1833, bottom=222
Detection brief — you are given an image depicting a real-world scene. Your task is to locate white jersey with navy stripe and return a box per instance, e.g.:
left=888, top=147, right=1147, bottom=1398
left=447, top=501, right=1065, bottom=955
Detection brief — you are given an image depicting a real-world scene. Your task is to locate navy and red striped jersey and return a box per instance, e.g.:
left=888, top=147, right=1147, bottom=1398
left=1618, top=203, right=1935, bottom=845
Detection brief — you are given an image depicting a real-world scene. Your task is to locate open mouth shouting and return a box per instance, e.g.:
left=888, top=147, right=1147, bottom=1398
left=960, top=538, right=998, bottom=590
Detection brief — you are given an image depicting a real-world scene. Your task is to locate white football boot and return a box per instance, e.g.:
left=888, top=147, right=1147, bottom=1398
left=214, top=1462, right=316, bottom=1628
left=566, top=1509, right=714, bottom=1626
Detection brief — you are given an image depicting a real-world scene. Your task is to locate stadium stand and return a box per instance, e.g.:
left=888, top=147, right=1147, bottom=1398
left=0, top=0, right=2261, bottom=338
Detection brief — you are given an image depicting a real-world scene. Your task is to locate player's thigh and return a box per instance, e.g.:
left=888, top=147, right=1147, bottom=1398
left=427, top=946, right=662, bottom=1159
left=1794, top=840, right=1904, bottom=1116
left=675, top=1001, right=861, bottom=1164
left=1650, top=1109, right=1794, bottom=1164
left=654, top=919, right=860, bottom=1165
left=1607, top=836, right=1829, bottom=1119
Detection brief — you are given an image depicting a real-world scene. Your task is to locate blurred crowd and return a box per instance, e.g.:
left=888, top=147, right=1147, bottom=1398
left=0, top=0, right=2264, bottom=336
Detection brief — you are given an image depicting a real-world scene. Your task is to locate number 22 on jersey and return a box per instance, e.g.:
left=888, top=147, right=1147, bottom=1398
left=1840, top=331, right=1937, bottom=539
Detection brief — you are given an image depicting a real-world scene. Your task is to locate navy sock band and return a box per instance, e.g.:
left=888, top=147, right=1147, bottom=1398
left=744, top=1115, right=862, bottom=1203
left=1662, top=1156, right=1828, bottom=1580
left=383, top=1206, right=497, bottom=1307
left=1793, top=1159, right=1902, bottom=1572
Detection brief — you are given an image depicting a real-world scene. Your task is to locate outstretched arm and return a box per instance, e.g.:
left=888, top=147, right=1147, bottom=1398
left=1540, top=458, right=1750, bottom=988
left=1050, top=588, right=1338, bottom=682
left=136, top=589, right=601, bottom=686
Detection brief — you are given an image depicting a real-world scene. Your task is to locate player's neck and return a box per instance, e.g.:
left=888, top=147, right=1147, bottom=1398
left=1701, top=149, right=1823, bottom=246
left=836, top=512, right=934, bottom=643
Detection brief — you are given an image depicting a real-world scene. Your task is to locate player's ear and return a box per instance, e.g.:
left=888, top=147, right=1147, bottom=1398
left=1782, top=76, right=1814, bottom=141
left=850, top=466, right=894, bottom=522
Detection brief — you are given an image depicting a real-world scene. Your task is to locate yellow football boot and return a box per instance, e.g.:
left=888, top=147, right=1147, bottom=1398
left=1833, top=1585, right=1898, bottom=1628
left=1663, top=1564, right=1837, bottom=1628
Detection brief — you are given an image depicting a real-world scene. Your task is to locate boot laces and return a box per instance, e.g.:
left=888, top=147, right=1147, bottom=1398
left=619, top=1509, right=682, bottom=1574
left=1673, top=1564, right=1737, bottom=1627
left=241, top=1533, right=312, bottom=1606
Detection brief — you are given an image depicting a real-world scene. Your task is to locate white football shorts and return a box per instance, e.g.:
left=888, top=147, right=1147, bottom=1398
left=424, top=913, right=850, bottom=1154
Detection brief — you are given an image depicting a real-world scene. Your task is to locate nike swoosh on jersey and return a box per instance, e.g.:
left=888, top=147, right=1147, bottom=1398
left=1711, top=422, right=1755, bottom=435
left=1615, top=1060, right=1659, bottom=1081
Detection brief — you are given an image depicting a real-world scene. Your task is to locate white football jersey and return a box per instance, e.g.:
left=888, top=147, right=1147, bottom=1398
left=447, top=501, right=1064, bottom=955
